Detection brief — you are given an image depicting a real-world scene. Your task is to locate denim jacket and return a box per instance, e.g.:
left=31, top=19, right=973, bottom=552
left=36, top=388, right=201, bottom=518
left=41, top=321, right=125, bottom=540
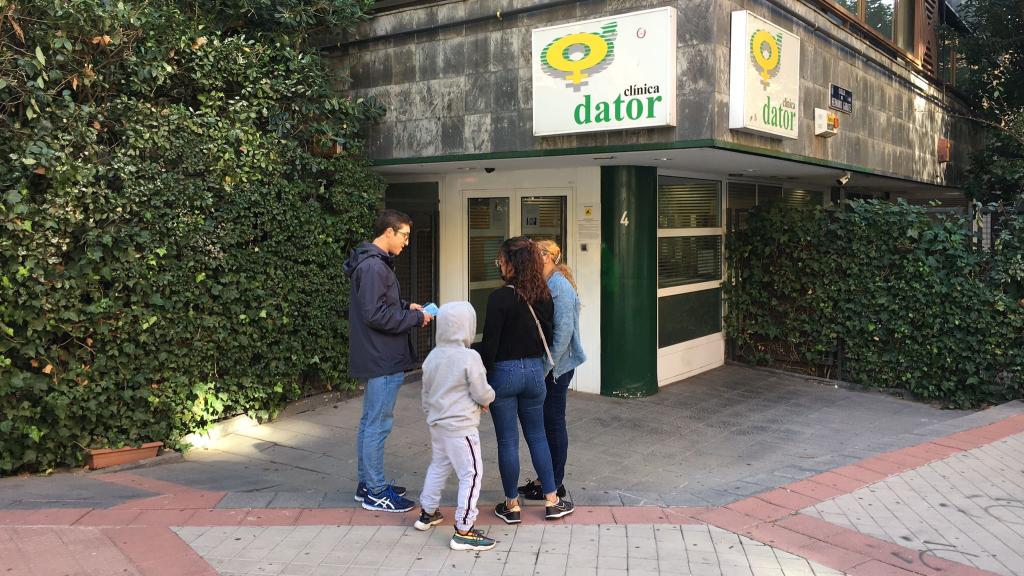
left=546, top=270, right=586, bottom=378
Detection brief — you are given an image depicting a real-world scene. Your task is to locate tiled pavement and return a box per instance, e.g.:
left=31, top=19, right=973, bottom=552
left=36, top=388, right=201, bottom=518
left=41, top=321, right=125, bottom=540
left=172, top=523, right=845, bottom=576
left=1, top=366, right=1023, bottom=575
left=803, top=432, right=1024, bottom=575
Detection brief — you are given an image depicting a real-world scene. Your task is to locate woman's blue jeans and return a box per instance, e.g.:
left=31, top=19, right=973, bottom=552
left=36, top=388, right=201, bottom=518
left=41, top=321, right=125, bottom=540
left=488, top=357, right=557, bottom=499
left=544, top=369, right=574, bottom=487
left=357, top=372, right=404, bottom=492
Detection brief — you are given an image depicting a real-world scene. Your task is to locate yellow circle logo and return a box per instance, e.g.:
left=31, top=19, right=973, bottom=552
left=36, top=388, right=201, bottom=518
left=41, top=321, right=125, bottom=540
left=541, top=22, right=617, bottom=91
left=750, top=30, right=782, bottom=87
left=546, top=33, right=609, bottom=85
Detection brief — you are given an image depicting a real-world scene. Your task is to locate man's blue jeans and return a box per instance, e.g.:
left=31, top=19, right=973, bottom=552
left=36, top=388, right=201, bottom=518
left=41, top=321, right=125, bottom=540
left=544, top=369, right=574, bottom=487
left=488, top=357, right=557, bottom=499
left=357, top=372, right=404, bottom=492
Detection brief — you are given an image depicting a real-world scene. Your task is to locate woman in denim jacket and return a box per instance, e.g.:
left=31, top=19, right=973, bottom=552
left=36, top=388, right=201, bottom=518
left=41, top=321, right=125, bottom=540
left=518, top=240, right=586, bottom=501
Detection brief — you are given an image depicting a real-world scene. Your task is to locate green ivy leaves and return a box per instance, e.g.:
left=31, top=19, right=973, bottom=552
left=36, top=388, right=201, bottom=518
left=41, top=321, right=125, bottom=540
left=0, top=0, right=383, bottom=474
left=726, top=200, right=1023, bottom=408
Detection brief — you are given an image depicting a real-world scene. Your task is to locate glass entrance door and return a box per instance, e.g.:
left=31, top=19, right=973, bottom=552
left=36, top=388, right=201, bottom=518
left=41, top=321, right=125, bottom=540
left=656, top=175, right=725, bottom=383
left=465, top=190, right=568, bottom=338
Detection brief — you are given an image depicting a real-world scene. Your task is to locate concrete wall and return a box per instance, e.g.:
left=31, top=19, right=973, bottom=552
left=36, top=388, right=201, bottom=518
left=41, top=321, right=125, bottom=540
left=327, top=0, right=972, bottom=186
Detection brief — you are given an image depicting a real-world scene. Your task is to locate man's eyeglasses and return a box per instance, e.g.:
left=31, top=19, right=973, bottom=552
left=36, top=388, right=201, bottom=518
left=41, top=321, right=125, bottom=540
left=393, top=228, right=411, bottom=242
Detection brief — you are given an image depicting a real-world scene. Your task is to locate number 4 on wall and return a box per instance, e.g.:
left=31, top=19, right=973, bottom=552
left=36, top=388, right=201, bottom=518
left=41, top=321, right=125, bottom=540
left=620, top=210, right=629, bottom=227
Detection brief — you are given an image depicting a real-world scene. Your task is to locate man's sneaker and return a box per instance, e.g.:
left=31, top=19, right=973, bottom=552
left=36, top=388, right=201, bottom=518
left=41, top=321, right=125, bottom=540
left=355, top=481, right=406, bottom=502
left=362, top=485, right=415, bottom=513
left=450, top=527, right=497, bottom=551
left=517, top=479, right=566, bottom=500
left=544, top=497, right=574, bottom=520
left=494, top=501, right=521, bottom=524
left=413, top=508, right=444, bottom=531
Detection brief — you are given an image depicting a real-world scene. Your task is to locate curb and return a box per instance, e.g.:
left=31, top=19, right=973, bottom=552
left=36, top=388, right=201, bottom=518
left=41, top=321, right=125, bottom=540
left=91, top=450, right=185, bottom=475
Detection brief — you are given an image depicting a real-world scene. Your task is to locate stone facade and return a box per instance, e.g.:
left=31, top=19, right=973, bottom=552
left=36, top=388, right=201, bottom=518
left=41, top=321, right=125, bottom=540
left=326, top=0, right=972, bottom=186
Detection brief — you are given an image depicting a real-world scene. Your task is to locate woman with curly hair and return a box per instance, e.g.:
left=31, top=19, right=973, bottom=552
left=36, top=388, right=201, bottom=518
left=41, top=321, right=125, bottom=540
left=517, top=240, right=586, bottom=503
left=475, top=236, right=575, bottom=523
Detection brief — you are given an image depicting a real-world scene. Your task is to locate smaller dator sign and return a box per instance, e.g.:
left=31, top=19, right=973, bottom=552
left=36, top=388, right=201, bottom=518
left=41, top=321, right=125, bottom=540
left=829, top=84, right=853, bottom=114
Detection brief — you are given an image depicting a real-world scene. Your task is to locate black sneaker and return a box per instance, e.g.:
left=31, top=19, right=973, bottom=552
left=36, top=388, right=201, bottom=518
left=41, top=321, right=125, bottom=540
left=517, top=480, right=566, bottom=500
left=355, top=481, right=406, bottom=502
left=494, top=501, right=521, bottom=524
left=413, top=508, right=444, bottom=531
left=545, top=497, right=574, bottom=520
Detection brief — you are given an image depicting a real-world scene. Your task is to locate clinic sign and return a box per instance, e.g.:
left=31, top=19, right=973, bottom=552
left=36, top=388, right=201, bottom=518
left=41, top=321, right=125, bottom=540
left=729, top=11, right=800, bottom=140
left=532, top=7, right=677, bottom=136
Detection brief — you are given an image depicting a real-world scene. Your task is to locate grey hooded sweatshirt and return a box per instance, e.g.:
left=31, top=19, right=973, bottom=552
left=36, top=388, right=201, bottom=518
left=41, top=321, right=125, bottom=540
left=421, top=302, right=496, bottom=436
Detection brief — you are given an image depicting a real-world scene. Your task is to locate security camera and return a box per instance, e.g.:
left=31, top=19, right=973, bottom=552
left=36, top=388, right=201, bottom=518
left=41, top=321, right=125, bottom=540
left=836, top=171, right=851, bottom=186
left=484, top=167, right=495, bottom=173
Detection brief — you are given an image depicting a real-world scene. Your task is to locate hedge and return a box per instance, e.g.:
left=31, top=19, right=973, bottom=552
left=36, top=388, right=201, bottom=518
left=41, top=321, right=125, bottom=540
left=0, top=0, right=384, bottom=473
left=726, top=199, right=1023, bottom=408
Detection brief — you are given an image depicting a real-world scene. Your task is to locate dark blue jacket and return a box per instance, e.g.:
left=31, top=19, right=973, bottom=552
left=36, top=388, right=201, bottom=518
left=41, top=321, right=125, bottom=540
left=343, top=242, right=423, bottom=379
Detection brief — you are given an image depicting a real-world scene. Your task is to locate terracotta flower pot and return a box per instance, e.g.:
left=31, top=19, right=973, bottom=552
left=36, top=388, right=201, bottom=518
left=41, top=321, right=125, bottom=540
left=86, top=441, right=164, bottom=470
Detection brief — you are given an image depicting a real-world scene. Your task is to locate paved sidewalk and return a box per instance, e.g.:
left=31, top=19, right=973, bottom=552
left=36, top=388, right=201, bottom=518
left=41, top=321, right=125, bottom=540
left=1, top=365, right=1023, bottom=576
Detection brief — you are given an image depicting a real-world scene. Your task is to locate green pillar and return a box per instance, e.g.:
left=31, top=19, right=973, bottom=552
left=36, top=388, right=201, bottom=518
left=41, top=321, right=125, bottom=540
left=600, top=166, right=658, bottom=397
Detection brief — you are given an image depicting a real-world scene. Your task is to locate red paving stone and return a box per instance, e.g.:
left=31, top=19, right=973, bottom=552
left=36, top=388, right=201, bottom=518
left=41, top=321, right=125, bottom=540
left=830, top=464, right=891, bottom=484
left=662, top=506, right=712, bottom=524
left=0, top=509, right=42, bottom=525
left=241, top=508, right=301, bottom=525
left=853, top=456, right=908, bottom=476
left=133, top=509, right=199, bottom=526
left=917, top=442, right=963, bottom=459
left=784, top=478, right=848, bottom=500
left=610, top=506, right=672, bottom=524
left=693, top=506, right=762, bottom=533
left=75, top=508, right=144, bottom=526
left=53, top=526, right=144, bottom=575
left=776, top=514, right=849, bottom=541
left=24, top=508, right=91, bottom=526
left=564, top=505, right=616, bottom=524
left=105, top=526, right=217, bottom=576
left=725, top=497, right=793, bottom=521
left=8, top=527, right=89, bottom=575
left=805, top=471, right=868, bottom=493
left=295, top=507, right=356, bottom=525
left=754, top=487, right=823, bottom=511
left=798, top=538, right=874, bottom=573
left=182, top=508, right=250, bottom=526
left=876, top=447, right=938, bottom=468
left=933, top=434, right=987, bottom=451
left=745, top=521, right=818, bottom=549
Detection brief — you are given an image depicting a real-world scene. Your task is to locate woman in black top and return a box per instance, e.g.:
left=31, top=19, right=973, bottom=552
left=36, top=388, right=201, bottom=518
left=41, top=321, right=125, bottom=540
left=476, top=237, right=575, bottom=523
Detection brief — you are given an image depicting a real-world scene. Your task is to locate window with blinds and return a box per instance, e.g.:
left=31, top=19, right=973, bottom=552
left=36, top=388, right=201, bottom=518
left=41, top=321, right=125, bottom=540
left=657, top=236, right=723, bottom=287
left=658, top=178, right=721, bottom=229
left=726, top=183, right=823, bottom=231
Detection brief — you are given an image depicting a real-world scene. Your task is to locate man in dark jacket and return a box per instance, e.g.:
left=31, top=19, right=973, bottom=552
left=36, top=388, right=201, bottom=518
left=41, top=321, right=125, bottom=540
left=343, top=209, right=432, bottom=513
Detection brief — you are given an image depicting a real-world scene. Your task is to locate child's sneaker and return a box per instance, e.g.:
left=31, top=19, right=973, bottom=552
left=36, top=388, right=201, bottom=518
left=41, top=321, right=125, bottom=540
left=494, top=501, right=521, bottom=524
left=413, top=508, right=444, bottom=531
left=355, top=481, right=406, bottom=502
left=362, top=485, right=415, bottom=513
left=544, top=497, right=574, bottom=520
left=450, top=527, right=496, bottom=551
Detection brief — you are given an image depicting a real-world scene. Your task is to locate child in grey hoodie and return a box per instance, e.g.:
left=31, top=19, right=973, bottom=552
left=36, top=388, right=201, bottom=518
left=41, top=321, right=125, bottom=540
left=414, top=301, right=498, bottom=551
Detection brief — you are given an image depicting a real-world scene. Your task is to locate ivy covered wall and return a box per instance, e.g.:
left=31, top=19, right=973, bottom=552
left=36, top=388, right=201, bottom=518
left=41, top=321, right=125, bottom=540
left=0, top=0, right=385, bottom=473
left=726, top=200, right=1023, bottom=408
